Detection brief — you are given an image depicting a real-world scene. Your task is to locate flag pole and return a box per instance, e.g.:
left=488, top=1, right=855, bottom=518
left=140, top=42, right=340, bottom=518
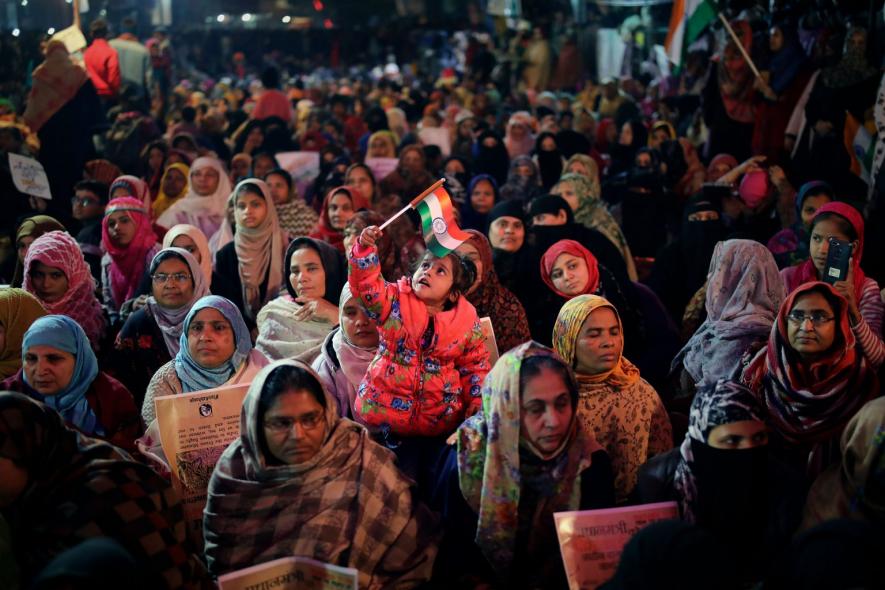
left=717, top=13, right=761, bottom=79
left=73, top=0, right=81, bottom=30
left=379, top=178, right=446, bottom=231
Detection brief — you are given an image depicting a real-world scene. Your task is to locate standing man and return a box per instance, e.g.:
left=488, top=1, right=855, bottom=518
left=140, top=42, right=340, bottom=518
left=110, top=18, right=150, bottom=110
left=83, top=19, right=121, bottom=113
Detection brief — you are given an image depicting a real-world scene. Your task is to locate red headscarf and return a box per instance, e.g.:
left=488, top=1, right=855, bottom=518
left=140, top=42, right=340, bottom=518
left=309, top=186, right=370, bottom=253
left=782, top=202, right=866, bottom=297
left=102, top=196, right=159, bottom=309
left=595, top=118, right=615, bottom=153
left=540, top=239, right=601, bottom=299
left=742, top=281, right=877, bottom=446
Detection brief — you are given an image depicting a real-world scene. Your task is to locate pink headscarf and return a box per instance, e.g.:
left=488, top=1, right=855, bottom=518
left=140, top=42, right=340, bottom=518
left=102, top=197, right=159, bottom=309
left=23, top=231, right=105, bottom=343
left=110, top=175, right=152, bottom=211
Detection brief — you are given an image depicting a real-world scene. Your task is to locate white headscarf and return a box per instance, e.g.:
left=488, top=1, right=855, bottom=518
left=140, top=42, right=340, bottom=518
left=331, top=284, right=377, bottom=390
left=233, top=179, right=284, bottom=320
left=156, top=157, right=232, bottom=236
left=162, top=224, right=213, bottom=289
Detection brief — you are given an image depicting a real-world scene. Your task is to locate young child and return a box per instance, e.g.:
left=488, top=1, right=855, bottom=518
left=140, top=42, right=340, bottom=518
left=350, top=225, right=490, bottom=441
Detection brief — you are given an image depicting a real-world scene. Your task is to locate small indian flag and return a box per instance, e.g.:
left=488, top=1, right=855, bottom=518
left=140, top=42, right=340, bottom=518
left=413, top=185, right=471, bottom=257
left=665, top=0, right=717, bottom=68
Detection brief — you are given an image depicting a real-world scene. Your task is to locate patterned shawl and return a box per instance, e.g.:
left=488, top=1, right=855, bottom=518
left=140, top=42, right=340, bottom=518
left=22, top=41, right=88, bottom=133
left=781, top=202, right=867, bottom=298
left=204, top=359, right=439, bottom=586
left=742, top=282, right=878, bottom=445
left=0, top=392, right=206, bottom=588
left=152, top=163, right=191, bottom=219
left=553, top=295, right=671, bottom=500
left=174, top=296, right=253, bottom=393
left=102, top=197, right=160, bottom=309
left=232, top=179, right=284, bottom=321
left=552, top=173, right=637, bottom=280
left=162, top=224, right=212, bottom=292
left=23, top=231, right=105, bottom=343
left=464, top=230, right=531, bottom=354
left=0, top=289, right=46, bottom=380
left=457, top=342, right=601, bottom=578
left=563, top=154, right=601, bottom=200
left=276, top=197, right=319, bottom=239
left=673, top=240, right=785, bottom=389
left=145, top=248, right=210, bottom=357
left=673, top=380, right=765, bottom=521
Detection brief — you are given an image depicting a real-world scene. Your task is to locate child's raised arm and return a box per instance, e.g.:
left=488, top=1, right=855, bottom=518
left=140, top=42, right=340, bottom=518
left=456, top=319, right=491, bottom=418
left=348, top=225, right=397, bottom=325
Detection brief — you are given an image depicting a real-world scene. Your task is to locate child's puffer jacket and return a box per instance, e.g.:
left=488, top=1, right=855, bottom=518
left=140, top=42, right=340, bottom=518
left=349, top=242, right=490, bottom=437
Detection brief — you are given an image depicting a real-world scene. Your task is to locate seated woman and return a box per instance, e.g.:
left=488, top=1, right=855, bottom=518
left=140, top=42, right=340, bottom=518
left=437, top=342, right=614, bottom=588
left=101, top=196, right=161, bottom=326
left=156, top=157, right=233, bottom=240
left=152, top=162, right=190, bottom=219
left=0, top=392, right=206, bottom=589
left=460, top=174, right=499, bottom=233
left=2, top=315, right=140, bottom=452
left=212, top=179, right=285, bottom=329
left=672, top=240, right=785, bottom=394
left=264, top=167, right=318, bottom=239
left=9, top=215, right=65, bottom=287
left=455, top=230, right=531, bottom=354
left=345, top=163, right=379, bottom=206
left=802, top=397, right=885, bottom=531
left=634, top=380, right=804, bottom=583
left=141, top=295, right=268, bottom=424
left=311, top=284, right=379, bottom=427
left=161, top=223, right=212, bottom=291
left=309, top=185, right=368, bottom=254
left=0, top=289, right=46, bottom=380
left=767, top=180, right=833, bottom=269
left=23, top=231, right=106, bottom=345
left=742, top=282, right=879, bottom=475
left=553, top=294, right=672, bottom=502
left=114, top=248, right=209, bottom=409
left=203, top=360, right=439, bottom=584
left=552, top=172, right=637, bottom=280
left=256, top=237, right=346, bottom=362
left=109, top=175, right=152, bottom=211
left=780, top=202, right=885, bottom=366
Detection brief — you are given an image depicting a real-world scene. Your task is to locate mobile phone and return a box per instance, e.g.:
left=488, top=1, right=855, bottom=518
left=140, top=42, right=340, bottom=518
left=823, top=237, right=852, bottom=285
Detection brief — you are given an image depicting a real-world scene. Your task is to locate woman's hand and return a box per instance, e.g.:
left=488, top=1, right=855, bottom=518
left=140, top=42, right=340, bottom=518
left=294, top=297, right=339, bottom=324
left=833, top=258, right=861, bottom=324
left=358, top=225, right=382, bottom=249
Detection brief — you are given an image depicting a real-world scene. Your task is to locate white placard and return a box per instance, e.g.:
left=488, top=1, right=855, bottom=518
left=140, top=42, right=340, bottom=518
left=8, top=153, right=52, bottom=200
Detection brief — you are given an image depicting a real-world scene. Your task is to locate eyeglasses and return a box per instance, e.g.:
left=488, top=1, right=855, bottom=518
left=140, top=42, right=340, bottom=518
left=152, top=273, right=192, bottom=284
left=71, top=197, right=100, bottom=207
left=787, top=311, right=835, bottom=327
left=263, top=414, right=323, bottom=433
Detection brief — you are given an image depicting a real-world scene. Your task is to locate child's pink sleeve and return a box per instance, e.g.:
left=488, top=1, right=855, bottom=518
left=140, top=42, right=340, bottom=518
left=457, top=320, right=491, bottom=417
left=348, top=241, right=397, bottom=324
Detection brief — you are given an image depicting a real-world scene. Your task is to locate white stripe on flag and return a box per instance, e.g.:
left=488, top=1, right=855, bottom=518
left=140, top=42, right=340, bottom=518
left=424, top=194, right=465, bottom=251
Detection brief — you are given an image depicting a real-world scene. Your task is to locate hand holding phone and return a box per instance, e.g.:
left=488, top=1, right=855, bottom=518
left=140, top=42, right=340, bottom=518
left=823, top=237, right=852, bottom=285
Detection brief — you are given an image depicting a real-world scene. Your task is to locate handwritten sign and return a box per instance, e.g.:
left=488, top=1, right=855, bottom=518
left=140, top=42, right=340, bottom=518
left=51, top=25, right=88, bottom=53
left=218, top=556, right=358, bottom=590
left=8, top=153, right=52, bottom=200
left=554, top=501, right=679, bottom=589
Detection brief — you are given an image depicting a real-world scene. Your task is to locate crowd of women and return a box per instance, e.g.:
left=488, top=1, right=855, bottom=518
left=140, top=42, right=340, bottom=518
left=1, top=5, right=884, bottom=589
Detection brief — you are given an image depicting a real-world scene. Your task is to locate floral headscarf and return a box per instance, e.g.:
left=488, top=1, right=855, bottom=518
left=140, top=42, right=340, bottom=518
left=457, top=342, right=601, bottom=577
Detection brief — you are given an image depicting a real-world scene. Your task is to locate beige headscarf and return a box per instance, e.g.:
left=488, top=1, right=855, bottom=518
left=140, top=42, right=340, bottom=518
left=233, top=179, right=284, bottom=320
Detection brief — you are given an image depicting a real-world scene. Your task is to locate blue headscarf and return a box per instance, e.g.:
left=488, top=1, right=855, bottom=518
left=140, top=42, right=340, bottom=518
left=21, top=315, right=102, bottom=435
left=174, top=295, right=252, bottom=393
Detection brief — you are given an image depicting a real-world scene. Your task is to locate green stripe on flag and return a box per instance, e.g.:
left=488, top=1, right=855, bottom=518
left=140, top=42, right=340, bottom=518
left=686, top=0, right=716, bottom=44
left=427, top=237, right=451, bottom=258
left=416, top=201, right=434, bottom=236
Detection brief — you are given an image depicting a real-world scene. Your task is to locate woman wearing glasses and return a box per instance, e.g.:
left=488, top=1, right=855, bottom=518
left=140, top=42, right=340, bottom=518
left=742, top=281, right=879, bottom=476
left=112, top=247, right=209, bottom=409
left=780, top=202, right=885, bottom=366
left=141, top=295, right=268, bottom=425
left=203, top=359, right=439, bottom=585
